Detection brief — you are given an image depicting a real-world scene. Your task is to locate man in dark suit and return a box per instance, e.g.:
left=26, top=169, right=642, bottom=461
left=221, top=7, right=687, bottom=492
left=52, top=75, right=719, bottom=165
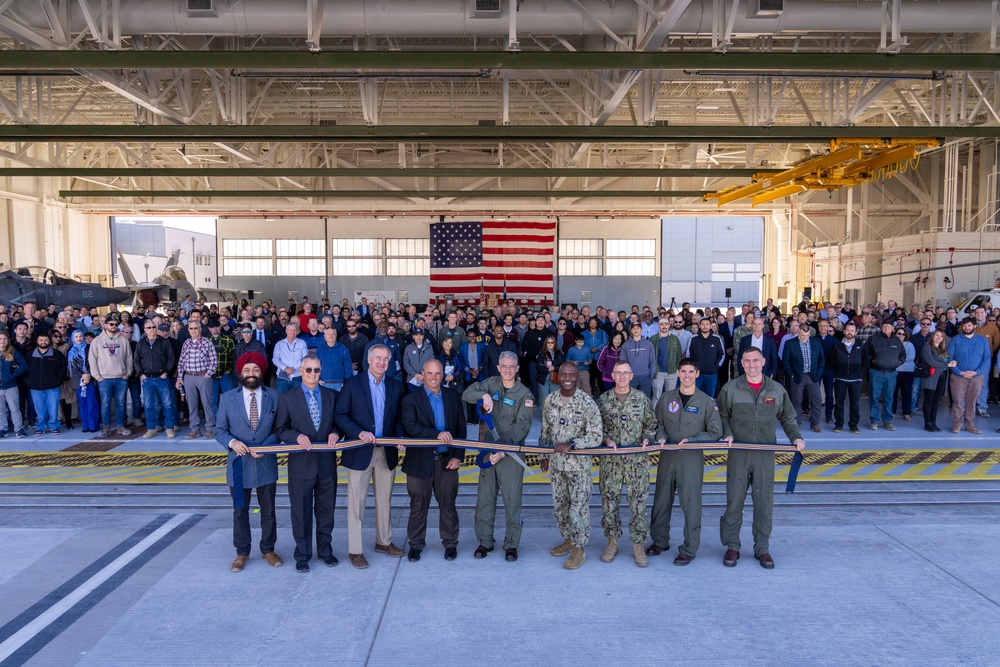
left=736, top=316, right=778, bottom=378
left=400, top=359, right=467, bottom=562
left=782, top=323, right=825, bottom=433
left=275, top=352, right=341, bottom=573
left=334, top=343, right=405, bottom=569
left=215, top=351, right=282, bottom=573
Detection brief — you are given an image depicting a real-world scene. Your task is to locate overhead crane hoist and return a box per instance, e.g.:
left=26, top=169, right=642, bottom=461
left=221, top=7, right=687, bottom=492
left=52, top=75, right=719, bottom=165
left=704, top=138, right=939, bottom=207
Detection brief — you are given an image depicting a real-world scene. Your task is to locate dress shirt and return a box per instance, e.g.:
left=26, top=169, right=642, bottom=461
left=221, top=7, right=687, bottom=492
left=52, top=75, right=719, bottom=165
left=272, top=337, right=308, bottom=378
left=424, top=386, right=448, bottom=454
left=368, top=371, right=386, bottom=438
left=178, top=337, right=217, bottom=377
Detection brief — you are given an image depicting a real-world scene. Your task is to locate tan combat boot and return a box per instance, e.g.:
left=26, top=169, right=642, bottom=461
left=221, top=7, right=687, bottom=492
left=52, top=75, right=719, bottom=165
left=550, top=539, right=573, bottom=557
left=634, top=542, right=648, bottom=568
left=601, top=537, right=618, bottom=563
left=563, top=546, right=585, bottom=570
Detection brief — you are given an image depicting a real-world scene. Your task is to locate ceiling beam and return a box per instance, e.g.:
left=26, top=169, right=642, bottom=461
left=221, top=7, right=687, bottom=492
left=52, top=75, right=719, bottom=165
left=0, top=124, right=990, bottom=142
left=0, top=167, right=781, bottom=177
left=59, top=189, right=708, bottom=199
left=0, top=50, right=999, bottom=72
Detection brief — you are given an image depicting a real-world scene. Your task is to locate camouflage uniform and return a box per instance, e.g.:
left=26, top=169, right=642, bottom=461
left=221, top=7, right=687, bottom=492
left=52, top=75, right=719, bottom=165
left=462, top=376, right=535, bottom=550
left=650, top=388, right=724, bottom=556
left=597, top=389, right=656, bottom=543
left=539, top=390, right=603, bottom=548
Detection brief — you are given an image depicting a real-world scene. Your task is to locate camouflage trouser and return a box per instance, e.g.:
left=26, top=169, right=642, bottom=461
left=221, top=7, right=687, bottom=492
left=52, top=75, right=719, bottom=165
left=598, top=454, right=650, bottom=543
left=551, top=469, right=592, bottom=548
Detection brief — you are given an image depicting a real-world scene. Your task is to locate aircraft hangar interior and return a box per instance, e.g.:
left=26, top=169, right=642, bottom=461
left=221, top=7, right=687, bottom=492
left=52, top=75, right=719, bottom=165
left=3, top=2, right=1000, bottom=666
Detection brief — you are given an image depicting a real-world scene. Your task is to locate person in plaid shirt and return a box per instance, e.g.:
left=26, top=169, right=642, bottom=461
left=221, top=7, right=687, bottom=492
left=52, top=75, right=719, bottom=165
left=208, top=318, right=236, bottom=414
left=176, top=320, right=218, bottom=439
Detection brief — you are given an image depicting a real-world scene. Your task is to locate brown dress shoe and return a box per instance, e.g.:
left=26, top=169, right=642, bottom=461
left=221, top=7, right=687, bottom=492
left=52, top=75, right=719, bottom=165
left=261, top=552, right=283, bottom=567
left=349, top=553, right=369, bottom=569
left=673, top=553, right=695, bottom=566
left=230, top=555, right=249, bottom=572
left=375, top=542, right=403, bottom=557
left=645, top=543, right=666, bottom=556
left=723, top=549, right=740, bottom=567
left=755, top=552, right=775, bottom=569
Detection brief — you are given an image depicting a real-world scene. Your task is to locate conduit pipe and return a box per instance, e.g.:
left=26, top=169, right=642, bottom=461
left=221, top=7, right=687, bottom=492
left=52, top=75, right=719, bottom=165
left=1, top=0, right=995, bottom=38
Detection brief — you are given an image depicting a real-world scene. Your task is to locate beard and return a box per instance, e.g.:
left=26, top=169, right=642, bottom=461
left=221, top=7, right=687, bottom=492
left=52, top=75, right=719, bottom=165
left=240, top=374, right=262, bottom=390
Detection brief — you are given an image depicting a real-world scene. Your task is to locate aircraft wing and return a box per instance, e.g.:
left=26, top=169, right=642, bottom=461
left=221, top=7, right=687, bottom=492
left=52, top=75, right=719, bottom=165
left=197, top=287, right=249, bottom=304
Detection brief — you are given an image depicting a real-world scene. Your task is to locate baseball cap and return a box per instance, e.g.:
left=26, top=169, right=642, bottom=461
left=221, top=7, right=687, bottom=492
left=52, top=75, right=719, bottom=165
left=157, top=323, right=171, bottom=332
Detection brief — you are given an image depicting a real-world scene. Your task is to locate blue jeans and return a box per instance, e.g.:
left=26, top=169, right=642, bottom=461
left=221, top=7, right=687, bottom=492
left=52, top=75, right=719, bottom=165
left=99, top=377, right=128, bottom=428
left=30, top=388, right=61, bottom=431
left=869, top=369, right=897, bottom=424
left=822, top=369, right=836, bottom=420
left=142, top=377, right=177, bottom=430
left=127, top=376, right=142, bottom=423
left=276, top=376, right=301, bottom=395
left=911, top=376, right=922, bottom=414
left=210, top=374, right=236, bottom=413
left=695, top=373, right=718, bottom=398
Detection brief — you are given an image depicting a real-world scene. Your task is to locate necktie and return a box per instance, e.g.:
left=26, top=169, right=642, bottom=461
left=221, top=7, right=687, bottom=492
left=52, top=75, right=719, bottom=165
left=258, top=330, right=265, bottom=345
left=249, top=391, right=259, bottom=431
left=307, top=389, right=321, bottom=432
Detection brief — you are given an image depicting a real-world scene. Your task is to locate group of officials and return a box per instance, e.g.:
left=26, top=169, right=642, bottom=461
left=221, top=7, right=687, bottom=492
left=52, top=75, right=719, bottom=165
left=218, top=343, right=804, bottom=574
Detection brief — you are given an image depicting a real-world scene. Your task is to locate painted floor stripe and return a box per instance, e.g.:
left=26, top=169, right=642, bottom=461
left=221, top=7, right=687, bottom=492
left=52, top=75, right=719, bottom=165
left=0, top=513, right=202, bottom=665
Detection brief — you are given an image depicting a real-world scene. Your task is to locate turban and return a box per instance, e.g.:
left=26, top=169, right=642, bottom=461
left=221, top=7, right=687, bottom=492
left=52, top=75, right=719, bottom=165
left=236, top=351, right=268, bottom=375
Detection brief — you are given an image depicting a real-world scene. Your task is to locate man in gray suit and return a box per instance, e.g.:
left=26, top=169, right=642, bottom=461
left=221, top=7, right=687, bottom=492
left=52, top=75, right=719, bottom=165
left=215, top=351, right=282, bottom=573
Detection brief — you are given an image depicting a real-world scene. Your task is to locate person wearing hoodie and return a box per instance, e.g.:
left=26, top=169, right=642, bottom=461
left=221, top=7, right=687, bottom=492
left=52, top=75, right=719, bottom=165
left=25, top=332, right=68, bottom=435
left=89, top=313, right=134, bottom=437
left=67, top=329, right=100, bottom=434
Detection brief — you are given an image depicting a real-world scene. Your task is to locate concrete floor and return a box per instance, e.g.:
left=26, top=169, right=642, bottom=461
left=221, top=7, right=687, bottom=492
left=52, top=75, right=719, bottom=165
left=1, top=480, right=999, bottom=667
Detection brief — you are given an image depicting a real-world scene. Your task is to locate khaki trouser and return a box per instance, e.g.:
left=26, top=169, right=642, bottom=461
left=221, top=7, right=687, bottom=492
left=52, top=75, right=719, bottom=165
left=347, top=446, right=395, bottom=554
left=949, top=373, right=984, bottom=431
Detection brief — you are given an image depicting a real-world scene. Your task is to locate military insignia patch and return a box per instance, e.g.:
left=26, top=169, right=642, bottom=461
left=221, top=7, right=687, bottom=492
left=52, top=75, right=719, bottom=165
left=763, top=396, right=776, bottom=405
left=525, top=399, right=534, bottom=408
left=668, top=400, right=681, bottom=413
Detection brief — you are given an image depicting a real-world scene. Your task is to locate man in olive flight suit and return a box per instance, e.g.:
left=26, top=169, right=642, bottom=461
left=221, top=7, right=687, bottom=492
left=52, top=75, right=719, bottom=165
left=597, top=359, right=657, bottom=568
left=539, top=362, right=603, bottom=570
left=462, top=350, right=534, bottom=562
left=716, top=346, right=806, bottom=570
left=648, top=357, right=724, bottom=566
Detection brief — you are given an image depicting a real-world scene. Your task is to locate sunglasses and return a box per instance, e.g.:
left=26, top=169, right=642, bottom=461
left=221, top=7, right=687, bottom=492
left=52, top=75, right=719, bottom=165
left=240, top=329, right=252, bottom=333
left=301, top=368, right=321, bottom=374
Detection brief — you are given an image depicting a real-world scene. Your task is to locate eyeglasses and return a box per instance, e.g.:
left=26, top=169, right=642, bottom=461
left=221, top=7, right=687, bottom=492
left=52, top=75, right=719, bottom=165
left=144, top=325, right=156, bottom=329
left=612, top=370, right=633, bottom=377
left=240, top=329, right=252, bottom=333
left=301, top=367, right=321, bottom=374
left=188, top=326, right=200, bottom=330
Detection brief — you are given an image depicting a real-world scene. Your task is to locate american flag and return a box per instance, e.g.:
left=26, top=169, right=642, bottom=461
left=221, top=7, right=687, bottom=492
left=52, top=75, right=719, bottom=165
left=429, top=220, right=555, bottom=301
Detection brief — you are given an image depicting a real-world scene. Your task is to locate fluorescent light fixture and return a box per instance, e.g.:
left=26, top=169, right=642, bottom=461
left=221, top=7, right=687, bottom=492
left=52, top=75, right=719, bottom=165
left=495, top=216, right=507, bottom=221
left=714, top=87, right=737, bottom=92
left=696, top=105, right=720, bottom=110
left=377, top=216, right=389, bottom=221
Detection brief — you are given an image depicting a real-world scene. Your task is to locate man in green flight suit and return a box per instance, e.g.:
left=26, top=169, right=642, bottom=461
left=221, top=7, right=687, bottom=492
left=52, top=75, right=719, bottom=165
left=597, top=360, right=657, bottom=568
left=647, top=357, right=724, bottom=566
left=716, top=346, right=806, bottom=570
left=539, top=362, right=603, bottom=570
left=462, top=351, right=535, bottom=562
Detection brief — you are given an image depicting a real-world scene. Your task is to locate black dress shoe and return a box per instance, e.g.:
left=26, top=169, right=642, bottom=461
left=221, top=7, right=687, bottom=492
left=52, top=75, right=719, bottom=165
left=755, top=553, right=775, bottom=569
left=444, top=547, right=457, bottom=561
left=473, top=545, right=493, bottom=559
left=407, top=548, right=421, bottom=562
left=924, top=424, right=936, bottom=432
left=505, top=548, right=518, bottom=562
left=321, top=554, right=339, bottom=567
left=673, top=553, right=695, bottom=566
left=295, top=561, right=310, bottom=573
left=645, top=543, right=666, bottom=556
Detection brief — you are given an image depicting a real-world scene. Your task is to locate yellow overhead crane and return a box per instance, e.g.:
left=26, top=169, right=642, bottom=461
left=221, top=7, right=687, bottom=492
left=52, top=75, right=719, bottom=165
left=704, top=138, right=939, bottom=207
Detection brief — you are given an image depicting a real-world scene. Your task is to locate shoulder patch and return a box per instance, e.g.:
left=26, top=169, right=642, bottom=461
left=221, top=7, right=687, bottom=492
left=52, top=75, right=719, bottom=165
left=714, top=402, right=719, bottom=410
left=525, top=399, right=534, bottom=408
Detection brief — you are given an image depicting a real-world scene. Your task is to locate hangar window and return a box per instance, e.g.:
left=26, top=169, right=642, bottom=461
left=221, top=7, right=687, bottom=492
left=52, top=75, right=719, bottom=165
left=331, top=238, right=383, bottom=276
left=221, top=238, right=273, bottom=276
left=277, top=239, right=326, bottom=257
left=605, top=239, right=656, bottom=276
left=558, top=238, right=602, bottom=276
left=277, top=239, right=326, bottom=276
left=386, top=238, right=430, bottom=276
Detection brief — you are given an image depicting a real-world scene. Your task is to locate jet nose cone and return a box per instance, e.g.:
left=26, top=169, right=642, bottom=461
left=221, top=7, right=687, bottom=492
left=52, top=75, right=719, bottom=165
left=105, top=288, right=132, bottom=304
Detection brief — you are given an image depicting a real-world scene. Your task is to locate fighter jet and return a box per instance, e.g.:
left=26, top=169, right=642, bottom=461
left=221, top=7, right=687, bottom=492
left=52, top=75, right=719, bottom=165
left=117, top=249, right=248, bottom=307
left=0, top=266, right=130, bottom=307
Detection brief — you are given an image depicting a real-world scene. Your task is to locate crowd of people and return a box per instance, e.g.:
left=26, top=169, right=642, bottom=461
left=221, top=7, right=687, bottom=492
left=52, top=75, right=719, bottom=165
left=0, top=292, right=992, bottom=573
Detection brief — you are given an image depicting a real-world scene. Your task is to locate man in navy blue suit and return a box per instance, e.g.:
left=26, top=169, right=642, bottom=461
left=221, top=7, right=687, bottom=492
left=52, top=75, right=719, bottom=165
left=736, top=316, right=778, bottom=379
left=400, top=359, right=466, bottom=562
left=275, top=352, right=341, bottom=573
left=215, top=351, right=282, bottom=573
left=334, top=343, right=405, bottom=569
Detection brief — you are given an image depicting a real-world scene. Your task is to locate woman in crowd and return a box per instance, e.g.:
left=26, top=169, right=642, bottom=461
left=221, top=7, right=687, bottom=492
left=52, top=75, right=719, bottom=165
left=437, top=335, right=465, bottom=391
left=766, top=316, right=786, bottom=349
left=66, top=329, right=100, bottom=433
left=535, top=335, right=564, bottom=403
left=583, top=317, right=608, bottom=396
left=920, top=329, right=956, bottom=432
left=892, top=328, right=916, bottom=421
left=0, top=331, right=28, bottom=438
left=596, top=330, right=626, bottom=393
left=51, top=327, right=77, bottom=430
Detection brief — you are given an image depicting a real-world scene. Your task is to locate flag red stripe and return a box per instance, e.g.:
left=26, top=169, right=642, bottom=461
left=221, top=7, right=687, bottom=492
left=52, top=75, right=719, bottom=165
left=431, top=274, right=552, bottom=283
left=482, top=222, right=557, bottom=230
left=482, top=247, right=552, bottom=256
left=482, top=234, right=555, bottom=243
left=431, top=286, right=553, bottom=295
left=482, top=260, right=552, bottom=268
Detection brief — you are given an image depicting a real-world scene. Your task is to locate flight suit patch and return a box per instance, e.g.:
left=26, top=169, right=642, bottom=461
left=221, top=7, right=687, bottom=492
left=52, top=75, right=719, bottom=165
left=762, top=396, right=776, bottom=405
left=684, top=405, right=699, bottom=413
left=525, top=399, right=534, bottom=408
left=503, top=397, right=515, bottom=406
left=667, top=400, right=681, bottom=414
